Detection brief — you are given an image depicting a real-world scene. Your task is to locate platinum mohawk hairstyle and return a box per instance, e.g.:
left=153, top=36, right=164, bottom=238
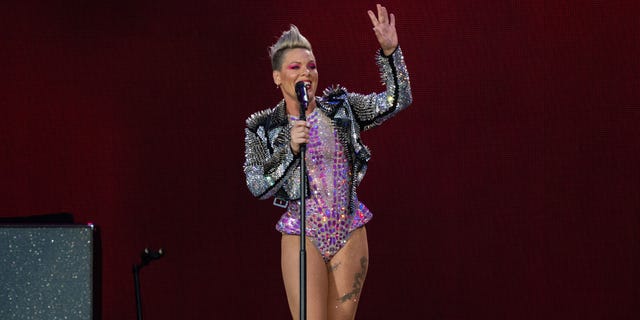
left=269, top=25, right=313, bottom=71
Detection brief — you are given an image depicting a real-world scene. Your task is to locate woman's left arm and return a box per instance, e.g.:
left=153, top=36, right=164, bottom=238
left=349, top=4, right=412, bottom=131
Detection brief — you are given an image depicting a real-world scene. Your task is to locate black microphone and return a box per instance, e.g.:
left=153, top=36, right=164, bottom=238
left=295, top=81, right=308, bottom=121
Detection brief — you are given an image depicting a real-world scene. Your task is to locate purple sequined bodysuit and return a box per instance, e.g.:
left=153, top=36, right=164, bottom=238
left=277, top=108, right=372, bottom=263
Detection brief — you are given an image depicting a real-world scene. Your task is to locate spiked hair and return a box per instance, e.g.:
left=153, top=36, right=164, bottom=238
left=269, top=25, right=313, bottom=71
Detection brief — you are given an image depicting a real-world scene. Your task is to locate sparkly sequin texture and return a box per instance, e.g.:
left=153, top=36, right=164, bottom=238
left=276, top=109, right=372, bottom=262
left=0, top=226, right=94, bottom=320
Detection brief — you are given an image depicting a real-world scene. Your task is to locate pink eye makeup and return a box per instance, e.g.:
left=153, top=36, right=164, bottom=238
left=286, top=62, right=317, bottom=70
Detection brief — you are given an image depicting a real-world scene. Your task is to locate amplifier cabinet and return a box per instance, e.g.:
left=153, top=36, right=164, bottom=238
left=0, top=225, right=95, bottom=320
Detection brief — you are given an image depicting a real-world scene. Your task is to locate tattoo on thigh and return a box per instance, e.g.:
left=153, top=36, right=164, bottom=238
left=338, top=256, right=368, bottom=303
left=328, top=261, right=341, bottom=273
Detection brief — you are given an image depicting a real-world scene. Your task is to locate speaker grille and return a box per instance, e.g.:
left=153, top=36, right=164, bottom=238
left=0, top=225, right=94, bottom=320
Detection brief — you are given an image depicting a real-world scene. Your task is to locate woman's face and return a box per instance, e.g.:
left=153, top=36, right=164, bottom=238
left=273, top=48, right=318, bottom=110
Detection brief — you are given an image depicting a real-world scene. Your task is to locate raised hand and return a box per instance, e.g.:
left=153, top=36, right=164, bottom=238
left=367, top=4, right=398, bottom=56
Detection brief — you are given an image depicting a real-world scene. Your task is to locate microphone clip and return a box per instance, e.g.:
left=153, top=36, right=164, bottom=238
left=139, top=247, right=165, bottom=268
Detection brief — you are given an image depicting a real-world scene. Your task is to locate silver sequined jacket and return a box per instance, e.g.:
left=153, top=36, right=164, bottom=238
left=244, top=47, right=412, bottom=214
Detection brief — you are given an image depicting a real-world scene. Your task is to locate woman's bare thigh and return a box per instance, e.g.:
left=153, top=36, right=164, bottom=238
left=326, top=227, right=369, bottom=320
left=281, top=235, right=329, bottom=320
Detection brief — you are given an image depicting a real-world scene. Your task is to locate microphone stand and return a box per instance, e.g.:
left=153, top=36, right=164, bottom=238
left=295, top=82, right=308, bottom=320
left=299, top=106, right=308, bottom=320
left=133, top=248, right=164, bottom=320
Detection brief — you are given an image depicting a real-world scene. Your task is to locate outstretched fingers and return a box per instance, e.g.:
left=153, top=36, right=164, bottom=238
left=378, top=4, right=388, bottom=24
left=368, top=4, right=390, bottom=27
left=367, top=4, right=399, bottom=55
left=367, top=9, right=378, bottom=26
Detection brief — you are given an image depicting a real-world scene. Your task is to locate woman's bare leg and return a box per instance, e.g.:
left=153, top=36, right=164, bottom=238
left=326, top=227, right=369, bottom=320
left=282, top=235, right=329, bottom=320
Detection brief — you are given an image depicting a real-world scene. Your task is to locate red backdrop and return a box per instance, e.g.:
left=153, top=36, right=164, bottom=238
left=1, top=1, right=638, bottom=319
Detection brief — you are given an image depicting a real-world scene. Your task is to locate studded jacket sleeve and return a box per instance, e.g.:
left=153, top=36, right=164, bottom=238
left=348, top=46, right=412, bottom=131
left=244, top=106, right=302, bottom=200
